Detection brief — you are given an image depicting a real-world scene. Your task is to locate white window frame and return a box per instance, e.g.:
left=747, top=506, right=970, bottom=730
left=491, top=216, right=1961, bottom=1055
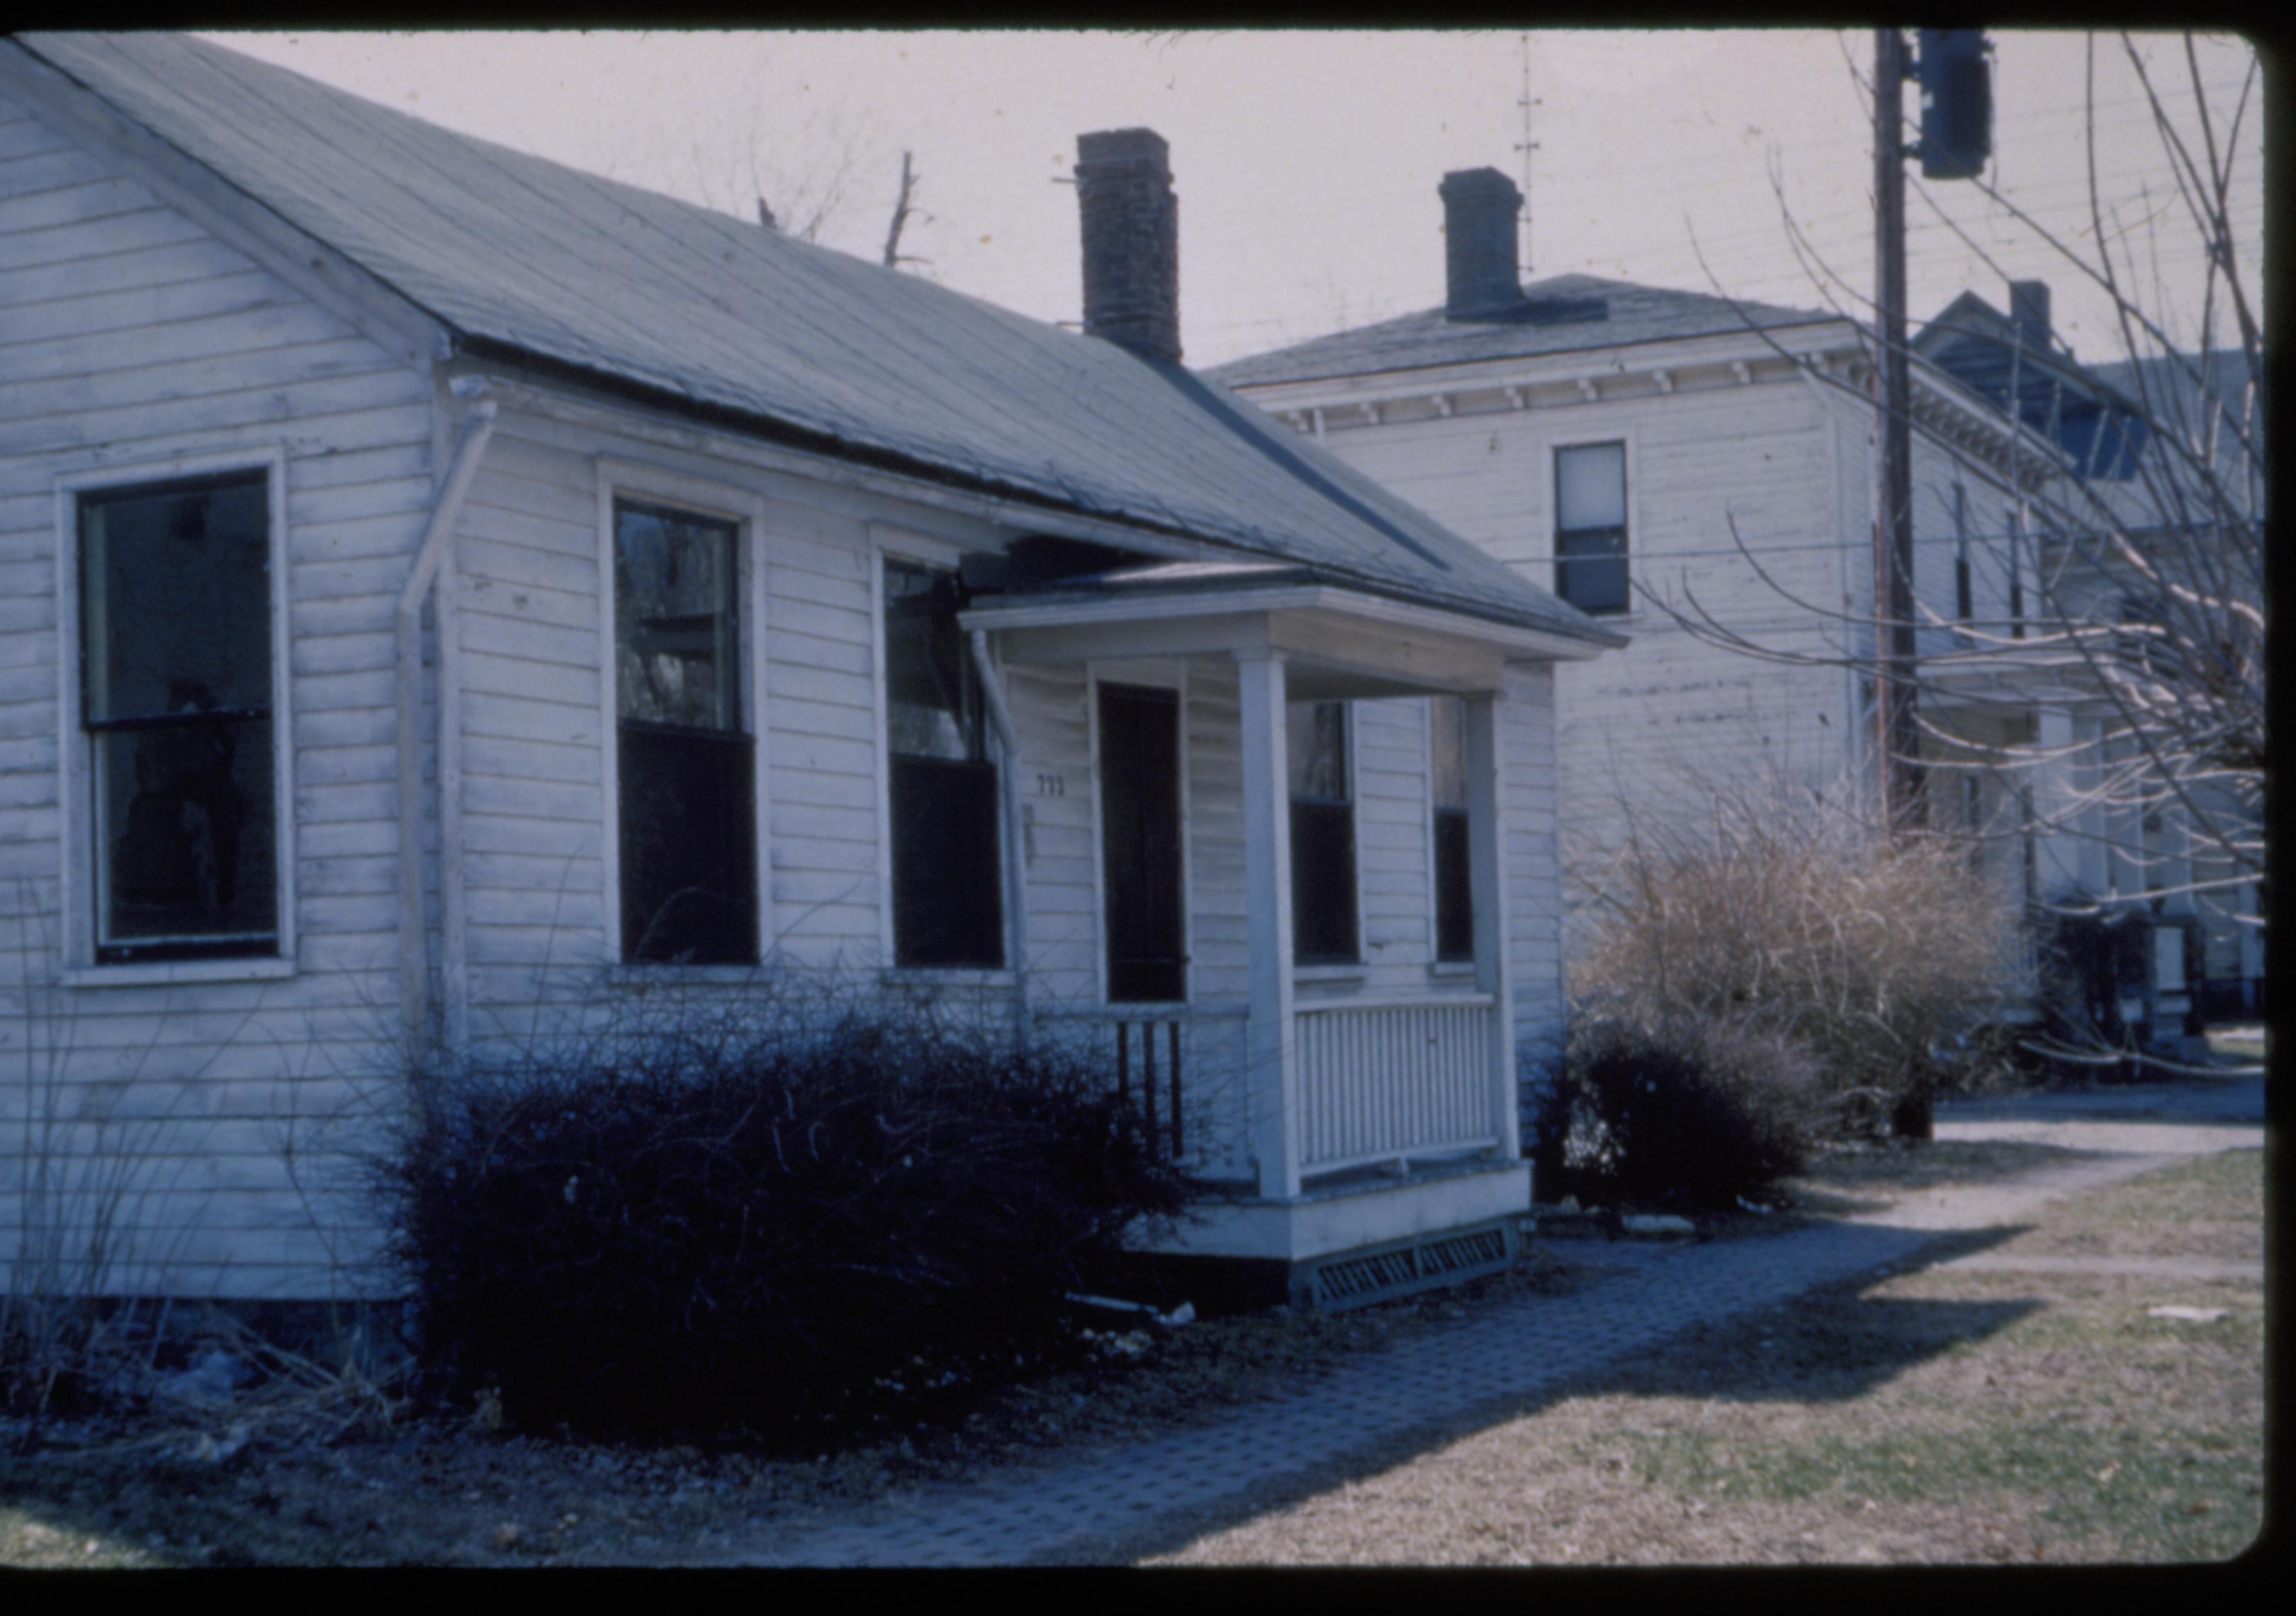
left=595, top=459, right=772, bottom=970
left=870, top=525, right=1015, bottom=982
left=1546, top=432, right=1638, bottom=619
left=1087, top=659, right=1194, bottom=1009
left=55, top=447, right=297, bottom=987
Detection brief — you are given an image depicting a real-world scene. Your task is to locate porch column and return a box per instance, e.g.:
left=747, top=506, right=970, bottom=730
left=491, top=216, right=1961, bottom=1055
left=2032, top=708, right=2108, bottom=899
left=1234, top=649, right=1300, bottom=1201
left=1463, top=691, right=1520, bottom=1161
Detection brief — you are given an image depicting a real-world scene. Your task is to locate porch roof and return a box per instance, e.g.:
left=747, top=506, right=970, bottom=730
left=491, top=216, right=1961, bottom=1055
left=964, top=560, right=1614, bottom=696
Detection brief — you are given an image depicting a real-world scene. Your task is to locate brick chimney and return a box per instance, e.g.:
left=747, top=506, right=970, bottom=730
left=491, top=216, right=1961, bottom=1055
left=2009, top=279, right=2051, bottom=352
left=1075, top=128, right=1180, bottom=364
left=1439, top=167, right=1523, bottom=318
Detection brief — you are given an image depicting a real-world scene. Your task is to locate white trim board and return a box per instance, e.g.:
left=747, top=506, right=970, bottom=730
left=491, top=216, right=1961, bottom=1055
left=52, top=443, right=298, bottom=982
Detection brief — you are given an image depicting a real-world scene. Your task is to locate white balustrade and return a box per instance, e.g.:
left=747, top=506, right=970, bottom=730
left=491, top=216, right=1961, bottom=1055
left=1294, top=994, right=1500, bottom=1176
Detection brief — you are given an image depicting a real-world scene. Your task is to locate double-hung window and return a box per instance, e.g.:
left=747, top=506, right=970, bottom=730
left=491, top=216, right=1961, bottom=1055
left=76, top=470, right=282, bottom=965
left=1288, top=700, right=1358, bottom=965
left=614, top=500, right=757, bottom=965
left=1953, top=484, right=1974, bottom=623
left=1429, top=695, right=1473, bottom=963
left=1554, top=442, right=1629, bottom=615
left=884, top=559, right=1003, bottom=967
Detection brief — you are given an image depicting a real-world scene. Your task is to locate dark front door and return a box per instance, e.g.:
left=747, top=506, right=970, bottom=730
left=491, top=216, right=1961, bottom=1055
left=1099, top=683, right=1186, bottom=1003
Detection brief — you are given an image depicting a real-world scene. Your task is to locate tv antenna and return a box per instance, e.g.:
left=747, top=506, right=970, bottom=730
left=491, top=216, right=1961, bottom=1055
left=1514, top=31, right=1541, bottom=275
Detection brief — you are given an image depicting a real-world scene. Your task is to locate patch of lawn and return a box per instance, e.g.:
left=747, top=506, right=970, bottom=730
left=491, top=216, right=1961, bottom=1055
left=1155, top=1150, right=2266, bottom=1566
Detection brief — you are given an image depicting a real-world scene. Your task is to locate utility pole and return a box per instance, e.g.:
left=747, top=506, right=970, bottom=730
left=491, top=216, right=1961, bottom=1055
left=1872, top=27, right=1920, bottom=834
left=1872, top=28, right=1992, bottom=836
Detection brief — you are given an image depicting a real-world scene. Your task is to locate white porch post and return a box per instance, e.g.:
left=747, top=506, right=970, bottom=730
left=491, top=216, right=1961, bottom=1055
left=1463, top=690, right=1519, bottom=1160
left=2033, top=708, right=2108, bottom=898
left=1235, top=649, right=1300, bottom=1201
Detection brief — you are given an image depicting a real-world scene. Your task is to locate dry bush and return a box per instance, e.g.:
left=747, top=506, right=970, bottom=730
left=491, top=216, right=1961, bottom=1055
left=1535, top=1013, right=1821, bottom=1210
left=1572, top=776, right=2016, bottom=1133
left=386, top=984, right=1191, bottom=1440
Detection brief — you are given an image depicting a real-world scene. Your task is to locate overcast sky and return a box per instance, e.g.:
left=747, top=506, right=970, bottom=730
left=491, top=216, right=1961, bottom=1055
left=198, top=29, right=2262, bottom=371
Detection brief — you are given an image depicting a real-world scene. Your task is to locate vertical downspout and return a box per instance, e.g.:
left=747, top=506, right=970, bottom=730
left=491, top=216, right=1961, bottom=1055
left=970, top=629, right=1032, bottom=1041
left=397, top=379, right=497, bottom=1065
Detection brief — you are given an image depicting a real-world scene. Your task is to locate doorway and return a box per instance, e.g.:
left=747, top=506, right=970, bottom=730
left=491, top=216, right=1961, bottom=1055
left=1098, top=682, right=1186, bottom=1003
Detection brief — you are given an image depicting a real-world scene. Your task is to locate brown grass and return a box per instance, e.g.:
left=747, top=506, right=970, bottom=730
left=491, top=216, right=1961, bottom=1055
left=1149, top=1149, right=2264, bottom=1566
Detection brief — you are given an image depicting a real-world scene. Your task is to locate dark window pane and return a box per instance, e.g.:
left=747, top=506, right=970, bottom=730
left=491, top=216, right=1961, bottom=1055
left=890, top=755, right=1003, bottom=967
left=884, top=560, right=983, bottom=762
left=81, top=473, right=270, bottom=724
left=1290, top=799, right=1358, bottom=965
left=96, top=715, right=275, bottom=956
left=1434, top=808, right=1473, bottom=963
left=615, top=503, right=739, bottom=730
left=1555, top=527, right=1628, bottom=614
left=619, top=724, right=757, bottom=964
left=1286, top=701, right=1348, bottom=802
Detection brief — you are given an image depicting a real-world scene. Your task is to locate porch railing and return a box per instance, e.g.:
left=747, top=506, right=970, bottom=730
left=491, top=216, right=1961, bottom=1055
left=1032, top=1003, right=1254, bottom=1184
left=1295, top=994, right=1499, bottom=1177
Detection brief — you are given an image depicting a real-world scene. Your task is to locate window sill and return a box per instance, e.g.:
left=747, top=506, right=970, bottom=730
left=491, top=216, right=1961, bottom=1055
left=1428, top=959, right=1477, bottom=979
left=879, top=967, right=1018, bottom=990
left=1294, top=963, right=1369, bottom=983
left=63, top=956, right=297, bottom=989
left=604, top=961, right=777, bottom=987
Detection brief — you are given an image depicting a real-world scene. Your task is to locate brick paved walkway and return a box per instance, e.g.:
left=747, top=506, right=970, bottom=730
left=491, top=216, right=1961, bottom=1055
left=711, top=1092, right=2263, bottom=1568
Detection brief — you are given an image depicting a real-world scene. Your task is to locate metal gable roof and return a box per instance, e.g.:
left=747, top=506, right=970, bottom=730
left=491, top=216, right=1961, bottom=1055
left=14, top=30, right=1614, bottom=646
left=1205, top=273, right=1842, bottom=389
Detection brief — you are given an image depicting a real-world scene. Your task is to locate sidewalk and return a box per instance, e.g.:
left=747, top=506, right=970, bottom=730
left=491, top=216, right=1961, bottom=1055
left=713, top=1082, right=2265, bottom=1567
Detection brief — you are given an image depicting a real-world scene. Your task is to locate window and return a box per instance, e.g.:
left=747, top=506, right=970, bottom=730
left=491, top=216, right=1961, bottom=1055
left=884, top=559, right=1003, bottom=967
left=1953, top=485, right=1974, bottom=622
left=1554, top=442, right=1628, bottom=615
left=614, top=500, right=756, bottom=964
left=1288, top=700, right=1357, bottom=965
left=2008, top=506, right=2027, bottom=638
left=77, top=470, right=280, bottom=965
left=1429, top=695, right=1473, bottom=963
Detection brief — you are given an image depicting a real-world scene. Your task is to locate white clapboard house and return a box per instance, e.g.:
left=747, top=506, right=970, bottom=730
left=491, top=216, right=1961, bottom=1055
left=1212, top=167, right=2259, bottom=1041
left=0, top=35, right=1626, bottom=1312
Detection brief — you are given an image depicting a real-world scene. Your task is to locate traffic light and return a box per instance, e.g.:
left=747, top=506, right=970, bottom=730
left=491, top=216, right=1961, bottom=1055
left=1916, top=29, right=1992, bottom=180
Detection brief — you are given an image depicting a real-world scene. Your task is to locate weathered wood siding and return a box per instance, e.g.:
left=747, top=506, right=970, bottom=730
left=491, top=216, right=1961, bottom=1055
left=1301, top=374, right=1859, bottom=950
left=0, top=95, right=437, bottom=1298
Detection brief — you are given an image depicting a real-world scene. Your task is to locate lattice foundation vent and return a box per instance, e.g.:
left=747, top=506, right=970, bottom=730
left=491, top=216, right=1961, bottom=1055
left=1307, top=1222, right=1516, bottom=1313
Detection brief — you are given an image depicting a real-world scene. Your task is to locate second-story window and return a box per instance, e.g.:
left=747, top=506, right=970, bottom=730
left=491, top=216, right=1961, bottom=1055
left=1429, top=695, right=1473, bottom=963
left=1953, top=483, right=1974, bottom=622
left=884, top=559, right=1003, bottom=967
left=1288, top=700, right=1357, bottom=965
left=614, top=500, right=757, bottom=964
left=1555, top=442, right=1628, bottom=615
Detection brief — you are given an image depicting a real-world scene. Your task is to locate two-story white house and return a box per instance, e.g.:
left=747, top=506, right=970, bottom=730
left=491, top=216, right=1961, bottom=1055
left=1212, top=166, right=2259, bottom=1043
left=0, top=35, right=1625, bottom=1315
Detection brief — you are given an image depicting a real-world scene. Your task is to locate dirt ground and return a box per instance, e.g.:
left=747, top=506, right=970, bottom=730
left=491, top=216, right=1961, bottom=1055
left=0, top=1254, right=1588, bottom=1567
left=1, top=1123, right=2263, bottom=1567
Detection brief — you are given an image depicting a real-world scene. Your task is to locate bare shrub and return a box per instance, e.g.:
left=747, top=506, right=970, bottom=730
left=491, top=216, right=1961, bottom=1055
left=1572, top=775, right=2016, bottom=1134
left=1535, top=1013, right=1821, bottom=1210
left=384, top=977, right=1191, bottom=1440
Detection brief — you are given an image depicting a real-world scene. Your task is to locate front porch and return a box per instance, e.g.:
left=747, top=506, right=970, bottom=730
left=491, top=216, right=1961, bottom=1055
left=966, top=561, right=1599, bottom=1306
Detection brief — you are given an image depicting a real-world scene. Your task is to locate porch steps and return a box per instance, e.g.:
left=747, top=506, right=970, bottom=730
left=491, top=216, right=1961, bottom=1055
left=1302, top=1219, right=1517, bottom=1313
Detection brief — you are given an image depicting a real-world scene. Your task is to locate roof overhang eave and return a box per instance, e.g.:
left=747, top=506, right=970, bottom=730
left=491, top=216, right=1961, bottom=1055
left=962, top=578, right=1619, bottom=663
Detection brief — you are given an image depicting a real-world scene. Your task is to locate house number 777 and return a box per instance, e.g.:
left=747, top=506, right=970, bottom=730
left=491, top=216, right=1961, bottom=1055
left=1037, top=773, right=1066, bottom=797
